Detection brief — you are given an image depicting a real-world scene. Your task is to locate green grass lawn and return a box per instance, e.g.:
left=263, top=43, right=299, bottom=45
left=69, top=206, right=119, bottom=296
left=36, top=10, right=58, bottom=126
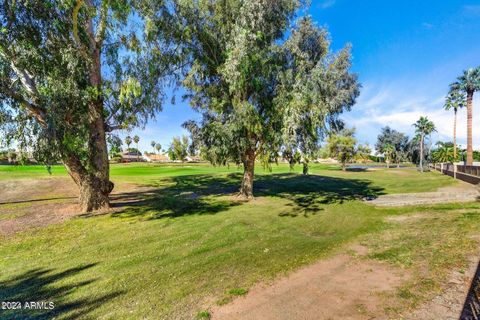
left=0, top=163, right=478, bottom=319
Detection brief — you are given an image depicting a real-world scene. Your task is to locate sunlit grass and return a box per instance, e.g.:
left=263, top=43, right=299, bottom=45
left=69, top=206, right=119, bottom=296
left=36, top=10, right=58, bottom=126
left=0, top=162, right=474, bottom=319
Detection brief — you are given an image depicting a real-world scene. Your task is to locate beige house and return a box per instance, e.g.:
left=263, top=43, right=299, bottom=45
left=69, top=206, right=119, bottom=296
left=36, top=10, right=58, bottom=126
left=121, top=151, right=144, bottom=163
left=143, top=153, right=171, bottom=162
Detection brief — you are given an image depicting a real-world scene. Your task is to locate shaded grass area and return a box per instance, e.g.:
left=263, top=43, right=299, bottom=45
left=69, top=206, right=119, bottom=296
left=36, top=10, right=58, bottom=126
left=0, top=163, right=470, bottom=319
left=0, top=264, right=123, bottom=320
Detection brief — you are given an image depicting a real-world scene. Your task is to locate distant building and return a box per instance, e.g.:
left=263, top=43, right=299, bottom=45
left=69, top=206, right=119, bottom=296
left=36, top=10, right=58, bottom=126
left=143, top=153, right=170, bottom=162
left=121, top=151, right=144, bottom=163
left=184, top=155, right=202, bottom=162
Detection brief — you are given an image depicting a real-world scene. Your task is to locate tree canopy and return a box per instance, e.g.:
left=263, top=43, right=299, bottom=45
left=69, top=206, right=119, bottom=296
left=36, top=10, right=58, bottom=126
left=327, top=128, right=357, bottom=171
left=179, top=1, right=359, bottom=197
left=0, top=0, right=180, bottom=211
left=375, top=126, right=409, bottom=166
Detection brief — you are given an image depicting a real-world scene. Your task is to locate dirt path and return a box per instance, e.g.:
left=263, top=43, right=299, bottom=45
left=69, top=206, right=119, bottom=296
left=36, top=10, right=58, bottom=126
left=368, top=182, right=479, bottom=207
left=212, top=247, right=409, bottom=320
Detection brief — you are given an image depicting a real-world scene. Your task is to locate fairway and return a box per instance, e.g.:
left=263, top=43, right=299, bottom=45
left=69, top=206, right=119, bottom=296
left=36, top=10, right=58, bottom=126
left=1, top=163, right=479, bottom=319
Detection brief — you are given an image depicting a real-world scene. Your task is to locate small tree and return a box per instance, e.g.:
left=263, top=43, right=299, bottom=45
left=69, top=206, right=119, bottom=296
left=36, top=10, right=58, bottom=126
left=431, top=141, right=456, bottom=163
left=327, top=128, right=357, bottom=171
left=382, top=143, right=394, bottom=168
left=413, top=116, right=436, bottom=172
left=133, top=135, right=140, bottom=161
left=356, top=144, right=371, bottom=164
left=169, top=136, right=188, bottom=162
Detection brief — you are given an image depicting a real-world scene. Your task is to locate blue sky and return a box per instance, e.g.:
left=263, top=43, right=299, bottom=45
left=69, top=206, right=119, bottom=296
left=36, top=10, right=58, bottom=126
left=124, top=0, right=480, bottom=153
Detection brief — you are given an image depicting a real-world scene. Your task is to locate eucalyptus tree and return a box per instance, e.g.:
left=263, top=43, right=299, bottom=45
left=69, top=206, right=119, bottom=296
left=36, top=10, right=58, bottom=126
left=0, top=1, right=179, bottom=211
left=413, top=116, right=436, bottom=173
left=278, top=17, right=359, bottom=175
left=178, top=1, right=358, bottom=197
left=444, top=89, right=466, bottom=160
left=451, top=67, right=480, bottom=165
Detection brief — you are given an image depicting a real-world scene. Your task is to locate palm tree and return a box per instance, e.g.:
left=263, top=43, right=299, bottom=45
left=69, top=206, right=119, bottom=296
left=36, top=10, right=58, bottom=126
left=382, top=143, right=394, bottom=169
left=413, top=116, right=436, bottom=173
left=431, top=141, right=455, bottom=163
left=444, top=88, right=466, bottom=160
left=125, top=136, right=132, bottom=151
left=133, top=135, right=140, bottom=161
left=151, top=140, right=156, bottom=154
left=155, top=143, right=161, bottom=154
left=451, top=67, right=480, bottom=165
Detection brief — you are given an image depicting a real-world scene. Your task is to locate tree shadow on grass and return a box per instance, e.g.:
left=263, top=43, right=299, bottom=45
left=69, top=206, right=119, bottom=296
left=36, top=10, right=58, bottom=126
left=255, top=174, right=384, bottom=217
left=0, top=263, right=124, bottom=320
left=108, top=172, right=384, bottom=220
left=108, top=174, right=242, bottom=220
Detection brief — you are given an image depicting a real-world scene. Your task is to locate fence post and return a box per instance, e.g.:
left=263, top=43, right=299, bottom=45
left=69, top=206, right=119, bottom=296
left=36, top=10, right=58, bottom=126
left=440, top=163, right=443, bottom=173
left=454, top=163, right=457, bottom=179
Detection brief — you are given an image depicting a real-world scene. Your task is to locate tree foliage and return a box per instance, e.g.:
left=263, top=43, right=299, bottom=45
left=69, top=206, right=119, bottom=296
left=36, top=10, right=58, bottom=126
left=178, top=1, right=359, bottom=196
left=413, top=116, right=436, bottom=172
left=0, top=0, right=181, bottom=211
left=375, top=126, right=409, bottom=166
left=327, top=128, right=357, bottom=171
left=168, top=135, right=188, bottom=161
left=431, top=141, right=456, bottom=163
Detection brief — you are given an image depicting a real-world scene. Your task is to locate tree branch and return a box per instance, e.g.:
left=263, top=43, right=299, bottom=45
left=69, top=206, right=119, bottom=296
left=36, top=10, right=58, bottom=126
left=0, top=44, right=39, bottom=98
left=95, top=0, right=109, bottom=45
left=104, top=123, right=125, bottom=132
left=1, top=84, right=47, bottom=127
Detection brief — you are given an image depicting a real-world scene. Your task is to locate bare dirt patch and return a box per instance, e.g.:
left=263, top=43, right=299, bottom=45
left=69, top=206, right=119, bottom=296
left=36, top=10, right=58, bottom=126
left=0, top=178, right=80, bottom=235
left=211, top=253, right=409, bottom=320
left=368, top=181, right=479, bottom=207
left=0, top=178, right=149, bottom=236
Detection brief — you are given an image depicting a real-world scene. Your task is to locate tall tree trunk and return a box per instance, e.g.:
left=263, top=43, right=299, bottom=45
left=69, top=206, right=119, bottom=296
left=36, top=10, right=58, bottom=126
left=453, top=108, right=457, bottom=160
left=419, top=134, right=424, bottom=173
left=302, top=161, right=309, bottom=175
left=62, top=152, right=113, bottom=212
left=239, top=149, right=255, bottom=199
left=467, top=91, right=474, bottom=165
left=69, top=36, right=113, bottom=212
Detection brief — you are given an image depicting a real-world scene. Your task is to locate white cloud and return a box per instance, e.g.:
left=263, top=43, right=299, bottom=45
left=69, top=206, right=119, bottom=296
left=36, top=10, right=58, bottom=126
left=343, top=82, right=480, bottom=149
